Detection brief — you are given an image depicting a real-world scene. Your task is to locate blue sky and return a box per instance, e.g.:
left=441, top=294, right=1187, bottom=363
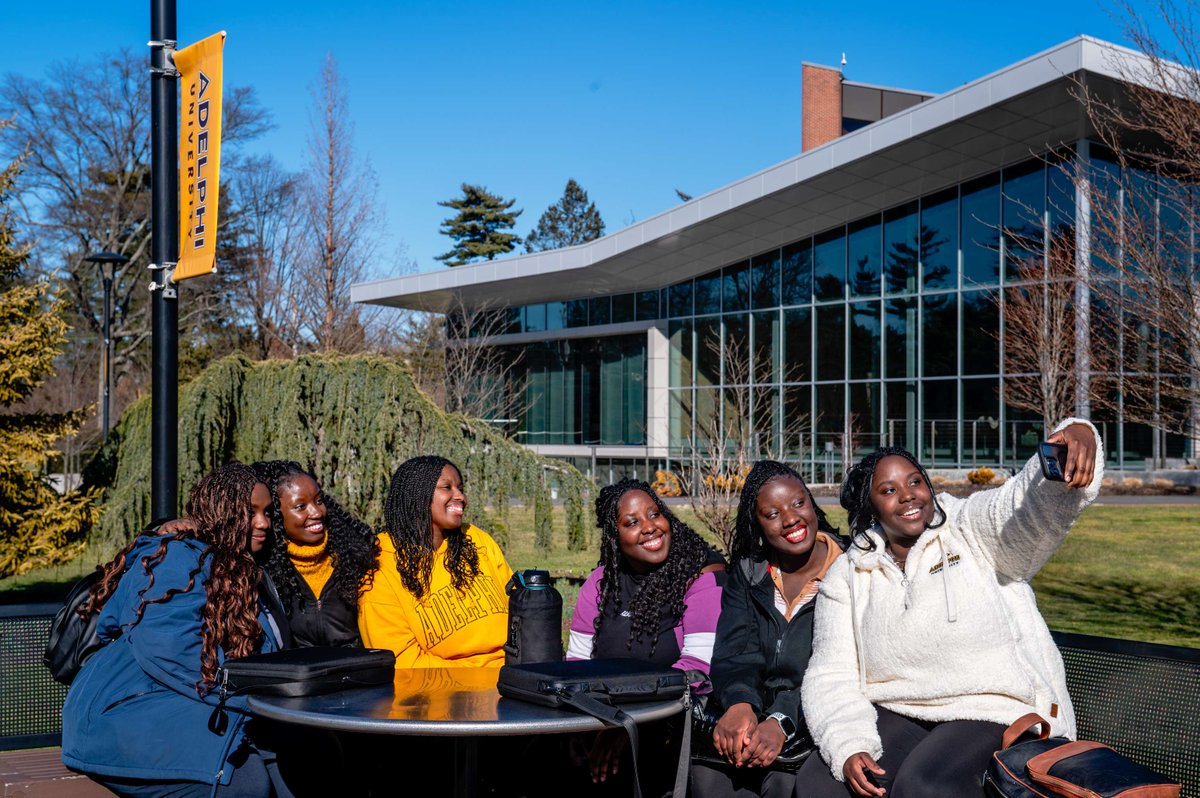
left=0, top=1, right=1159, bottom=278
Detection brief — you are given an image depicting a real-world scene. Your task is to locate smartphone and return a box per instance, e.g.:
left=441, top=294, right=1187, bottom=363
left=1038, top=441, right=1069, bottom=482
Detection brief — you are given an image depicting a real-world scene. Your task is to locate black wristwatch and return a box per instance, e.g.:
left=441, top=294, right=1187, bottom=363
left=767, top=711, right=797, bottom=741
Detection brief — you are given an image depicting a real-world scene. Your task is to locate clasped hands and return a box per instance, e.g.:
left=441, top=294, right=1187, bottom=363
left=712, top=703, right=787, bottom=767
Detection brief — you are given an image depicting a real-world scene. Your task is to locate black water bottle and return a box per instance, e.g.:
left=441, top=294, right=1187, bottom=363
left=504, top=569, right=563, bottom=665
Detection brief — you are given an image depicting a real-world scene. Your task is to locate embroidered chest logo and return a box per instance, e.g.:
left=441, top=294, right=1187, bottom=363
left=927, top=553, right=961, bottom=576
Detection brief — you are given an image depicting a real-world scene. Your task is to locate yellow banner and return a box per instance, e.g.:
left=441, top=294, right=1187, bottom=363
left=175, top=31, right=226, bottom=281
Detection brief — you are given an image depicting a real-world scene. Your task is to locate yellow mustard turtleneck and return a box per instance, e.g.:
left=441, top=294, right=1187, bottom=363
left=288, top=538, right=333, bottom=600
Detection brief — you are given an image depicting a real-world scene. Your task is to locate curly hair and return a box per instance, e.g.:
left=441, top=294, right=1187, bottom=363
left=85, top=463, right=263, bottom=692
left=381, top=455, right=479, bottom=599
left=730, top=460, right=840, bottom=564
left=594, top=479, right=718, bottom=654
left=839, top=446, right=946, bottom=551
left=251, top=460, right=379, bottom=611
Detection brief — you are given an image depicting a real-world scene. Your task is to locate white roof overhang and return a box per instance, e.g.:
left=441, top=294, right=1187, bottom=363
left=352, top=37, right=1156, bottom=313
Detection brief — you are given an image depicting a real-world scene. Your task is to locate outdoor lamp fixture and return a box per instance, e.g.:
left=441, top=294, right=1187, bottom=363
left=83, top=251, right=130, bottom=442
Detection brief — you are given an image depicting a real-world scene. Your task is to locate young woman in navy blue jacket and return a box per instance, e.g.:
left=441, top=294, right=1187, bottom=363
left=62, top=463, right=290, bottom=797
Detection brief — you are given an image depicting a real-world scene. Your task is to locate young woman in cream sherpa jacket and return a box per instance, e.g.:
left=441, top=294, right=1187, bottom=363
left=795, top=419, right=1102, bottom=798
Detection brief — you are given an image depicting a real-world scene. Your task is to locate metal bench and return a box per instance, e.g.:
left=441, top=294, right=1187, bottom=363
left=1053, top=631, right=1199, bottom=797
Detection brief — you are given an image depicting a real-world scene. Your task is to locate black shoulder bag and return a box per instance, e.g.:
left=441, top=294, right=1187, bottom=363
left=497, top=658, right=691, bottom=798
left=208, top=646, right=396, bottom=735
left=44, top=568, right=105, bottom=685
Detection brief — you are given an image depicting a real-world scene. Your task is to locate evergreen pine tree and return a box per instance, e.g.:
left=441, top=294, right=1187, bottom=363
left=0, top=124, right=100, bottom=576
left=524, top=179, right=606, bottom=253
left=435, top=184, right=522, bottom=267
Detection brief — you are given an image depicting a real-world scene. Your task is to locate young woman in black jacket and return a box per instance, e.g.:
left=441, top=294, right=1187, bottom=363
left=252, top=460, right=379, bottom=647
left=693, top=460, right=844, bottom=798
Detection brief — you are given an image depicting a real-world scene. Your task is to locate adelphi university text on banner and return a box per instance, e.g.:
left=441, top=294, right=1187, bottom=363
left=175, top=31, right=225, bottom=281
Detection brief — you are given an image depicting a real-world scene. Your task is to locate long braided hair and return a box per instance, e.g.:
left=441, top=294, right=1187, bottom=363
left=730, top=460, right=840, bottom=565
left=381, top=455, right=479, bottom=599
left=251, top=460, right=379, bottom=609
left=595, top=479, right=717, bottom=654
left=839, top=446, right=946, bottom=551
left=84, top=463, right=263, bottom=692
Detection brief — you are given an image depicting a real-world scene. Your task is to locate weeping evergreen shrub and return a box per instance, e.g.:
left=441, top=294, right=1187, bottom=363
left=86, top=354, right=592, bottom=554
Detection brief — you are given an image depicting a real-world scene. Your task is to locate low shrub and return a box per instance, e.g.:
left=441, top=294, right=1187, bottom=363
left=1121, top=477, right=1144, bottom=490
left=651, top=469, right=684, bottom=497
left=967, top=467, right=995, bottom=485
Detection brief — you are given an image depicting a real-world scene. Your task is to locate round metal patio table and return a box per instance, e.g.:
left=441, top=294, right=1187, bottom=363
left=247, top=666, right=687, bottom=798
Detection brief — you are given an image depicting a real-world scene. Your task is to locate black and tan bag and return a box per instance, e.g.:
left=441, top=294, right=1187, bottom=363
left=984, top=712, right=1181, bottom=798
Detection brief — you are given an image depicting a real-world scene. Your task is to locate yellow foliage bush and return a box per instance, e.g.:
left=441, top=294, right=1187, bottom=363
left=651, top=469, right=684, bottom=497
left=1121, top=477, right=1144, bottom=490
left=967, top=467, right=994, bottom=485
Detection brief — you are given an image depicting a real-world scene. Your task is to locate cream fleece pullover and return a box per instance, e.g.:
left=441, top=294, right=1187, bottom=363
left=801, top=419, right=1104, bottom=780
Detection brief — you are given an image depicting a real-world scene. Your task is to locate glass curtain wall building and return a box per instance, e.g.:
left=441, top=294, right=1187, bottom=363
left=354, top=37, right=1198, bottom=483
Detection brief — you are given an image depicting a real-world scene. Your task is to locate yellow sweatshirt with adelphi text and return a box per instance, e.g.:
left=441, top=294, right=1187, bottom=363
left=358, top=524, right=514, bottom=668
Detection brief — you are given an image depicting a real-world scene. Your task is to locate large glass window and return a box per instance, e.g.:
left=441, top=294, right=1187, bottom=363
left=545, top=302, right=565, bottom=331
left=922, top=293, right=957, bottom=377
left=669, top=280, right=693, bottom=318
left=849, top=381, right=882, bottom=452
left=784, top=385, right=812, bottom=455
left=884, top=201, right=919, bottom=295
left=782, top=239, right=813, bottom=305
left=695, top=317, right=721, bottom=388
left=885, top=380, right=918, bottom=452
left=963, top=378, right=1000, bottom=463
left=669, top=389, right=692, bottom=449
left=611, top=293, right=635, bottom=323
left=589, top=296, right=611, bottom=326
left=751, top=249, right=781, bottom=309
left=668, top=319, right=693, bottom=388
left=694, top=269, right=722, bottom=315
left=815, top=304, right=845, bottom=381
left=564, top=299, right=588, bottom=327
left=884, top=297, right=918, bottom=380
left=1003, top=159, right=1046, bottom=282
left=636, top=290, right=659, bottom=321
left=783, top=307, right=812, bottom=382
left=923, top=378, right=957, bottom=464
left=753, top=310, right=781, bottom=385
left=961, top=290, right=998, bottom=375
left=813, top=228, right=846, bottom=301
left=725, top=314, right=750, bottom=385
left=848, top=216, right=881, bottom=297
left=848, top=300, right=880, bottom=380
left=962, top=173, right=1001, bottom=285
left=921, top=187, right=958, bottom=290
left=723, top=261, right=751, bottom=313
left=525, top=303, right=547, bottom=333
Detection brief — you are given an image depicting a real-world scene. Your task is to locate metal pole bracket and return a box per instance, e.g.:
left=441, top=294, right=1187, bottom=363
left=148, top=261, right=178, bottom=299
left=148, top=39, right=180, bottom=77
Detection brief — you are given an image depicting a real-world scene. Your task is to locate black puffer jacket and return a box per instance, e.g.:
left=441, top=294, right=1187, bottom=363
left=709, top=545, right=842, bottom=733
left=285, top=573, right=361, bottom=649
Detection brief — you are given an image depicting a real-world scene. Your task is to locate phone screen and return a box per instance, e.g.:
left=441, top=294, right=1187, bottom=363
left=1038, top=442, right=1069, bottom=482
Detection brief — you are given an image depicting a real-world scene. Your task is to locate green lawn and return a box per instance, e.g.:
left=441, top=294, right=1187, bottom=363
left=5, top=503, right=1198, bottom=649
left=496, top=502, right=1200, bottom=650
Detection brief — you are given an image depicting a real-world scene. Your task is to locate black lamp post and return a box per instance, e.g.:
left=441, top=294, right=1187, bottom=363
left=83, top=251, right=130, bottom=442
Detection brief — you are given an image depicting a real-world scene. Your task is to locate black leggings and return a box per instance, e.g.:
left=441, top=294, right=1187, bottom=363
left=793, top=706, right=1006, bottom=798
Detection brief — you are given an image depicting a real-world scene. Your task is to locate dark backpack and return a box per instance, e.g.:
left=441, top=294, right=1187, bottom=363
left=43, top=568, right=108, bottom=685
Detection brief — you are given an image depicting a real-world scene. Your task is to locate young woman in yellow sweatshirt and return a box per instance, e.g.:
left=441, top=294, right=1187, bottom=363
left=358, top=455, right=514, bottom=667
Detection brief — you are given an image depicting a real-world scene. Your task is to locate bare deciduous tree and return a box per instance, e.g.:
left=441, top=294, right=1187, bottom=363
left=1072, top=2, right=1200, bottom=456
left=296, top=53, right=381, bottom=353
left=996, top=232, right=1084, bottom=430
left=223, top=155, right=305, bottom=358
left=676, top=330, right=808, bottom=554
left=0, top=50, right=271, bottom=422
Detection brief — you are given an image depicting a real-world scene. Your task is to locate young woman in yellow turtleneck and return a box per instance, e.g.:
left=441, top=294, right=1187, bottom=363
left=252, top=461, right=380, bottom=648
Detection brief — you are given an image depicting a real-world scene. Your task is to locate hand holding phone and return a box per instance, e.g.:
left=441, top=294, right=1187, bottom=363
left=1038, top=441, right=1069, bottom=482
left=1042, top=424, right=1099, bottom=488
